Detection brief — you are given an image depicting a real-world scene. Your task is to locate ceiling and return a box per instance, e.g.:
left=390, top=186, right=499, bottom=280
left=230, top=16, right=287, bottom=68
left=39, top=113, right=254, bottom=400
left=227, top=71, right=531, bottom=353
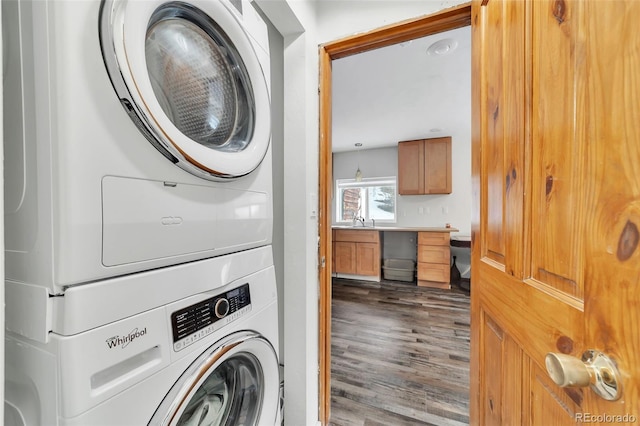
left=331, top=25, right=471, bottom=153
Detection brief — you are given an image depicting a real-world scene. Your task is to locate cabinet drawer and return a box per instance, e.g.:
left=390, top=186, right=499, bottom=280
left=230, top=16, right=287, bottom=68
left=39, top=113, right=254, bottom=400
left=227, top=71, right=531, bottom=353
left=418, top=232, right=450, bottom=246
left=417, top=263, right=450, bottom=283
left=418, top=245, right=450, bottom=264
left=334, top=229, right=380, bottom=243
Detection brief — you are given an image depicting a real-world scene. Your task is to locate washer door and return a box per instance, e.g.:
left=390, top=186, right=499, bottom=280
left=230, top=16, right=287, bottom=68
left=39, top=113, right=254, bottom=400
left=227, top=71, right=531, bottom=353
left=151, top=331, right=279, bottom=426
left=100, top=0, right=270, bottom=179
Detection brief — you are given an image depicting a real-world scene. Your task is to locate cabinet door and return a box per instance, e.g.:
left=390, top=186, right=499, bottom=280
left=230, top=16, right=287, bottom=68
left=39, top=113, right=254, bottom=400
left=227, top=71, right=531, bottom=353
left=334, top=242, right=356, bottom=274
left=424, top=137, right=452, bottom=194
left=398, top=140, right=424, bottom=195
left=355, top=242, right=380, bottom=276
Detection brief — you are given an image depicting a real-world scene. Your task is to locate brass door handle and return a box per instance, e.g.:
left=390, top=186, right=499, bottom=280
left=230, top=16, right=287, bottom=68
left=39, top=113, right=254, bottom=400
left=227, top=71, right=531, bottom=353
left=545, top=350, right=622, bottom=401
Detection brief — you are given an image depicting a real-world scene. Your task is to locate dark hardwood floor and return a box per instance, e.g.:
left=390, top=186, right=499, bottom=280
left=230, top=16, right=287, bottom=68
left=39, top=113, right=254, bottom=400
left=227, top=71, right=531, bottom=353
left=329, top=278, right=470, bottom=426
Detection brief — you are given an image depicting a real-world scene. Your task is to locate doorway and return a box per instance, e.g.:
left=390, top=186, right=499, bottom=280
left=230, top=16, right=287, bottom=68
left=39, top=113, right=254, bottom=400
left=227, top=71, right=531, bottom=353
left=318, top=4, right=472, bottom=424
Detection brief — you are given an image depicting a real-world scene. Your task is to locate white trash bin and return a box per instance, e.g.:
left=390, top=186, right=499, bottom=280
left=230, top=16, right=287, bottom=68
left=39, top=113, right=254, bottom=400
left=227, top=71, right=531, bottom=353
left=382, top=259, right=416, bottom=282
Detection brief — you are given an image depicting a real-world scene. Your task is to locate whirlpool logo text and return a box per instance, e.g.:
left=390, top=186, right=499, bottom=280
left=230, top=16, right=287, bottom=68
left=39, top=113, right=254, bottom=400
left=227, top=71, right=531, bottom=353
left=105, top=328, right=147, bottom=349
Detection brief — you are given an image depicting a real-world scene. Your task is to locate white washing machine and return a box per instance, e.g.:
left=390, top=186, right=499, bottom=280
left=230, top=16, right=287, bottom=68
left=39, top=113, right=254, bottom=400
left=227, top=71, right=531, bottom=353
left=3, top=0, right=273, bottom=322
left=5, top=250, right=280, bottom=425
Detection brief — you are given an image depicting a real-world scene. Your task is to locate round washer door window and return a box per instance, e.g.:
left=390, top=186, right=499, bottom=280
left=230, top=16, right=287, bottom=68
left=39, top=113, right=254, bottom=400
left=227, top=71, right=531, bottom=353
left=100, top=0, right=271, bottom=179
left=176, top=353, right=262, bottom=425
left=150, top=332, right=279, bottom=426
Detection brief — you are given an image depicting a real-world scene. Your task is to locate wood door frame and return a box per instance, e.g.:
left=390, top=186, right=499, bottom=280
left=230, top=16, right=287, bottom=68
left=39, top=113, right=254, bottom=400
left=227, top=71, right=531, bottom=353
left=318, top=4, right=472, bottom=423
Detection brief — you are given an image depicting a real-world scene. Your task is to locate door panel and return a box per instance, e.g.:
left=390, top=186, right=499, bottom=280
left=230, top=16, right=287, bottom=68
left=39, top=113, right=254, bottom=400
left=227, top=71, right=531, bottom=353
left=480, top=0, right=525, bottom=271
left=531, top=0, right=584, bottom=298
left=479, top=313, right=525, bottom=426
left=529, top=362, right=582, bottom=424
left=472, top=0, right=639, bottom=422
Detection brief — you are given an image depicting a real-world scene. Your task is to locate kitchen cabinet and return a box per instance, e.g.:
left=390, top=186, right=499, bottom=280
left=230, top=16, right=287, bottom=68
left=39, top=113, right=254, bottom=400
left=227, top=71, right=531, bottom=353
left=398, top=137, right=452, bottom=195
left=333, top=229, right=381, bottom=279
left=417, top=231, right=450, bottom=288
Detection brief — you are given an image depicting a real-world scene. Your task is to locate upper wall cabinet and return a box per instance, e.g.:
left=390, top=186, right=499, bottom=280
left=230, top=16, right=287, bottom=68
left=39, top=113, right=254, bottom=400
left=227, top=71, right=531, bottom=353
left=398, top=137, right=452, bottom=195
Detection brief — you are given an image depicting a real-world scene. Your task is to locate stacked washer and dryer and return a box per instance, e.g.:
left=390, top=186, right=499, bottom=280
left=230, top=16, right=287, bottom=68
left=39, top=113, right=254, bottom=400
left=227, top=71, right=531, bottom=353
left=4, top=0, right=280, bottom=424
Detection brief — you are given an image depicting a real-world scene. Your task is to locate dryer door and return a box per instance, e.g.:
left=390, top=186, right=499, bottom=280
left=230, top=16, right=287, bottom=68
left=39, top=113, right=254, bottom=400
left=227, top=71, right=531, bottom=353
left=100, top=0, right=270, bottom=180
left=150, top=331, right=279, bottom=426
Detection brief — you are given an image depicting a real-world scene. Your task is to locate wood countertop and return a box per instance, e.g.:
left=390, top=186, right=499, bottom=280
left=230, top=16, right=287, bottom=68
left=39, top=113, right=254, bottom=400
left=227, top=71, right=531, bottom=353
left=332, top=226, right=459, bottom=233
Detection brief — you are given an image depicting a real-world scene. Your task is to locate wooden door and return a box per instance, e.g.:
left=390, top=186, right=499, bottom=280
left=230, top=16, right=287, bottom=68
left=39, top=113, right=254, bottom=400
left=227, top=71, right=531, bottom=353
left=471, top=0, right=640, bottom=423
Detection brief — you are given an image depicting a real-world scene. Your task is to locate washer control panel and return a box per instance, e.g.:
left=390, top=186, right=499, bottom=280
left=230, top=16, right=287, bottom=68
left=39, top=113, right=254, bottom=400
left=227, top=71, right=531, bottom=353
left=171, top=283, right=251, bottom=352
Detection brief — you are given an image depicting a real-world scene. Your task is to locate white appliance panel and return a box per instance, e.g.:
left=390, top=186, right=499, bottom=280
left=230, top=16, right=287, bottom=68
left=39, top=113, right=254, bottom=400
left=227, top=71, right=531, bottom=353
left=102, top=176, right=269, bottom=266
left=57, top=307, right=171, bottom=419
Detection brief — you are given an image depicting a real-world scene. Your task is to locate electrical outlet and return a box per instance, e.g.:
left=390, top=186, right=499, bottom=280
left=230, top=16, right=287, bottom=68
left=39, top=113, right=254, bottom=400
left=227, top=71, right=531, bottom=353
left=442, top=206, right=449, bottom=214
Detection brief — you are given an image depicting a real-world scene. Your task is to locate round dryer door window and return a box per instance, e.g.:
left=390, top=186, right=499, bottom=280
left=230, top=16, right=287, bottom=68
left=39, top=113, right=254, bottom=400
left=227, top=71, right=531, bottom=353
left=100, top=0, right=271, bottom=179
left=150, top=331, right=279, bottom=426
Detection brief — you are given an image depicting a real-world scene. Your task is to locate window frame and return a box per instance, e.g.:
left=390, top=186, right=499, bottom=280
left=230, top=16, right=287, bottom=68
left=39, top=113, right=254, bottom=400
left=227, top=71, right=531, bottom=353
left=334, top=176, right=397, bottom=224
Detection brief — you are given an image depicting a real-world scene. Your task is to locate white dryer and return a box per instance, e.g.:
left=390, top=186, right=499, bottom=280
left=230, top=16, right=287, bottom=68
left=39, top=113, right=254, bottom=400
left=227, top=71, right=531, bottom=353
left=3, top=0, right=273, bottom=303
left=5, top=252, right=280, bottom=426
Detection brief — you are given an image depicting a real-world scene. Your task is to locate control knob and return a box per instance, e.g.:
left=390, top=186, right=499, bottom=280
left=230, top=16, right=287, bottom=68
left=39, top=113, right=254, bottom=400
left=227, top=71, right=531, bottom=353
left=214, top=298, right=230, bottom=319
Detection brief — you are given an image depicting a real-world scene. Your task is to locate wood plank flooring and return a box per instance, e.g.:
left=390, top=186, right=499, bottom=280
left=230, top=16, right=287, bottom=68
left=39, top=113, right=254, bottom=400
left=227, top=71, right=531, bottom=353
left=329, top=278, right=470, bottom=426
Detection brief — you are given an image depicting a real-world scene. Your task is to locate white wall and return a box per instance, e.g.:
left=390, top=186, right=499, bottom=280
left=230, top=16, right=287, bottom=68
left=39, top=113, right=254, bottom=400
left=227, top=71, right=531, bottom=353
left=257, top=1, right=468, bottom=424
left=263, top=10, right=286, bottom=366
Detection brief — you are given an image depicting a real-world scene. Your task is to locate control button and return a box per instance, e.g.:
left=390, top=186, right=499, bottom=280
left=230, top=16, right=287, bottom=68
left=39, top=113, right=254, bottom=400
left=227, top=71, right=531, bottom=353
left=215, top=298, right=230, bottom=318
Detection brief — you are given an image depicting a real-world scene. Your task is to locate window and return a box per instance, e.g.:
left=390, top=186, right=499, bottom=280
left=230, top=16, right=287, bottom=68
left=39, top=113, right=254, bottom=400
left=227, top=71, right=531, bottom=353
left=335, top=177, right=396, bottom=223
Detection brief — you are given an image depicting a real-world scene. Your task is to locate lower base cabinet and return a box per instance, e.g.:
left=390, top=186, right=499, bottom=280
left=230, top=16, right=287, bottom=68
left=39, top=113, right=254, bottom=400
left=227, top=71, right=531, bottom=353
left=332, top=229, right=451, bottom=286
left=417, top=232, right=451, bottom=289
left=333, top=230, right=381, bottom=280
